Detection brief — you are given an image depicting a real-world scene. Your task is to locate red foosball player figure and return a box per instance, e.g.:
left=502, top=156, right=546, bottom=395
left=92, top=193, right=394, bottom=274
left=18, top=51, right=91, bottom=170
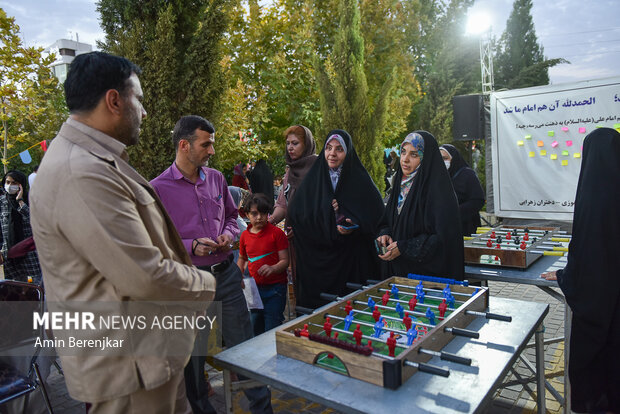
left=523, top=233, right=529, bottom=241
left=382, top=291, right=390, bottom=306
left=408, top=295, right=417, bottom=311
left=486, top=239, right=493, bottom=247
left=372, top=307, right=381, bottom=322
left=506, top=232, right=511, bottom=240
left=345, top=300, right=353, bottom=314
left=353, top=324, right=363, bottom=345
left=438, top=299, right=448, bottom=320
left=367, top=340, right=373, bottom=352
left=324, top=317, right=333, bottom=337
left=387, top=332, right=397, bottom=357
left=300, top=324, right=309, bottom=337
left=403, top=312, right=412, bottom=331
left=490, top=231, right=496, bottom=239
left=520, top=241, right=527, bottom=250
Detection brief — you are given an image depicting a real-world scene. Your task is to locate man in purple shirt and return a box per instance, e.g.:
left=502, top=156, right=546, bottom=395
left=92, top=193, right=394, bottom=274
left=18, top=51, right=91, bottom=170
left=151, top=115, right=272, bottom=414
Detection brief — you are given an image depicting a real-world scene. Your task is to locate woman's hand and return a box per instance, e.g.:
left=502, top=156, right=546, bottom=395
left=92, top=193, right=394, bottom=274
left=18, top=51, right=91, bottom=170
left=331, top=199, right=339, bottom=212
left=540, top=271, right=558, bottom=281
left=16, top=184, right=24, bottom=202
left=376, top=235, right=392, bottom=248
left=379, top=241, right=401, bottom=261
left=337, top=218, right=355, bottom=235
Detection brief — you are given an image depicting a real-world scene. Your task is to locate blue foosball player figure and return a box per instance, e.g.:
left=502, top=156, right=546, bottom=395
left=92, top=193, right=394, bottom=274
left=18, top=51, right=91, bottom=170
left=418, top=289, right=425, bottom=304
left=443, top=284, right=451, bottom=299
left=425, top=307, right=435, bottom=325
left=447, top=294, right=455, bottom=308
left=395, top=302, right=404, bottom=319
left=373, top=317, right=384, bottom=338
left=344, top=310, right=354, bottom=331
left=416, top=281, right=424, bottom=298
left=390, top=285, right=399, bottom=300
left=406, top=325, right=418, bottom=346
left=368, top=297, right=376, bottom=311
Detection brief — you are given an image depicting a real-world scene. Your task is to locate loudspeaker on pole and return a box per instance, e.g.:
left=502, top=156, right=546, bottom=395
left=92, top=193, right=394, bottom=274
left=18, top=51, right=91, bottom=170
left=453, top=94, right=484, bottom=141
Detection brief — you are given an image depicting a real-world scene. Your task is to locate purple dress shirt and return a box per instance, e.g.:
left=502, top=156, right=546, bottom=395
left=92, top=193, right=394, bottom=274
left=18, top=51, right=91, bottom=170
left=151, top=163, right=239, bottom=267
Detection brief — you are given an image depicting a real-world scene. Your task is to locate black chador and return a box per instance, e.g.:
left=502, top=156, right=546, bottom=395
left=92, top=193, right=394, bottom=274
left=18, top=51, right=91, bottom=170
left=378, top=131, right=464, bottom=280
left=288, top=130, right=385, bottom=309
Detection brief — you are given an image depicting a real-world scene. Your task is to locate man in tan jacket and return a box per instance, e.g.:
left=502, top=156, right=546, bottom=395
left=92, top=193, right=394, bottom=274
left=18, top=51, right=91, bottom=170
left=30, top=52, right=216, bottom=413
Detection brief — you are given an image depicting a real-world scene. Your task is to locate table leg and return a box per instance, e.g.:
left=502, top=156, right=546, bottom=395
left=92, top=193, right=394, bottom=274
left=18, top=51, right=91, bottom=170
left=223, top=368, right=233, bottom=413
left=535, top=324, right=546, bottom=413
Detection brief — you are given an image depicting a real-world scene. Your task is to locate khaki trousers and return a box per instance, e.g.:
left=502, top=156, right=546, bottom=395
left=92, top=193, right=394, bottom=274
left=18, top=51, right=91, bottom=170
left=88, top=370, right=191, bottom=414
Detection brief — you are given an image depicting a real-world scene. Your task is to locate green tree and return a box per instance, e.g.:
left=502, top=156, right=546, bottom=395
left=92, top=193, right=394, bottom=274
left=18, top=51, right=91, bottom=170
left=316, top=0, right=395, bottom=186
left=0, top=8, right=67, bottom=174
left=494, top=0, right=566, bottom=90
left=408, top=0, right=480, bottom=145
left=97, top=0, right=231, bottom=180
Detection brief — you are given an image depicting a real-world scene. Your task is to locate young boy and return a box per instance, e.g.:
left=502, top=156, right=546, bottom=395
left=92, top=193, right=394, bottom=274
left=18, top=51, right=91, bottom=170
left=237, top=193, right=289, bottom=335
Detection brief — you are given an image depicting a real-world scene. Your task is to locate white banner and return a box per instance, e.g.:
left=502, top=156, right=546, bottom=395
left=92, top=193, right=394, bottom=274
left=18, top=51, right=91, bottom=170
left=490, top=77, right=620, bottom=220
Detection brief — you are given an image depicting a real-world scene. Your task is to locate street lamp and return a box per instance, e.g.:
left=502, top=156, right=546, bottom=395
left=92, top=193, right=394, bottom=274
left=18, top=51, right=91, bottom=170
left=466, top=12, right=494, bottom=96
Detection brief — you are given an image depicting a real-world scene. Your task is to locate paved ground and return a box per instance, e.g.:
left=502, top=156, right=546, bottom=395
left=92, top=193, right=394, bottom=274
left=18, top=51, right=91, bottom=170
left=34, top=279, right=567, bottom=414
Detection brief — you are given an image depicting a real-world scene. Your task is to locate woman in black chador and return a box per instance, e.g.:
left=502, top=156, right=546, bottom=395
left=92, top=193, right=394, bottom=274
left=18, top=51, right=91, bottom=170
left=541, top=127, right=620, bottom=413
left=440, top=144, right=485, bottom=237
left=288, top=130, right=385, bottom=309
left=376, top=131, right=463, bottom=280
left=249, top=159, right=274, bottom=201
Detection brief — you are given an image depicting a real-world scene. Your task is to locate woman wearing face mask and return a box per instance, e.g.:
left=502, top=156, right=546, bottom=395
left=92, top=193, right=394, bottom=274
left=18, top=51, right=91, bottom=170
left=377, top=132, right=463, bottom=281
left=288, top=130, right=385, bottom=308
left=439, top=144, right=485, bottom=237
left=1, top=170, right=42, bottom=283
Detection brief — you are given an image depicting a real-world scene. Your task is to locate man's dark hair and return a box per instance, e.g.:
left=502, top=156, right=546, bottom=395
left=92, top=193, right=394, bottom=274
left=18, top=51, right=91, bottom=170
left=172, top=115, right=215, bottom=150
left=64, top=52, right=142, bottom=113
left=246, top=193, right=273, bottom=214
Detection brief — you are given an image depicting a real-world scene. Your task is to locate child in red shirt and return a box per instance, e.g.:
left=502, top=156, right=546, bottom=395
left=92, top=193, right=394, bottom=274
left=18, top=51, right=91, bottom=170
left=237, top=193, right=289, bottom=335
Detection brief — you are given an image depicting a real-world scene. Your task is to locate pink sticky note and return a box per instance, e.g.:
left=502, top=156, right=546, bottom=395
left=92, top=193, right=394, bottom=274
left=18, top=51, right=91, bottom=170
left=579, top=127, right=586, bottom=133
left=551, top=140, right=559, bottom=148
left=566, top=140, right=573, bottom=147
left=561, top=127, right=569, bottom=132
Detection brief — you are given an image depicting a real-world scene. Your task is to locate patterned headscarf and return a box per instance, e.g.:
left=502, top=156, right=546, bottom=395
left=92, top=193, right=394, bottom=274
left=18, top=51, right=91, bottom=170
left=397, top=133, right=425, bottom=213
left=325, top=134, right=348, bottom=156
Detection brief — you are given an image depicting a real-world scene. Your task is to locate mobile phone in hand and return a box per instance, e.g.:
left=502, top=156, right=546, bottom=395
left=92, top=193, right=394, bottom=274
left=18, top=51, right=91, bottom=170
left=374, top=239, right=388, bottom=255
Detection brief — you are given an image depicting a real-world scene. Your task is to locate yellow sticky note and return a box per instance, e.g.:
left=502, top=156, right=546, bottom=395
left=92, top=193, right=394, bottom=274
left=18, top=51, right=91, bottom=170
left=524, top=134, right=532, bottom=140
left=517, top=141, right=524, bottom=146
left=540, top=150, right=547, bottom=156
left=561, top=160, right=568, bottom=166
left=547, top=131, right=554, bottom=137
left=537, top=140, right=544, bottom=147
left=562, top=150, right=569, bottom=156
left=528, top=151, right=535, bottom=158
left=573, top=152, right=581, bottom=158
left=550, top=154, right=558, bottom=160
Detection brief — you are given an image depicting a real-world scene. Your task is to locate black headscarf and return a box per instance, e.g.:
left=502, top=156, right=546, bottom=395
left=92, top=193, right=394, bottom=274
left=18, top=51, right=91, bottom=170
left=440, top=144, right=485, bottom=236
left=2, top=170, right=28, bottom=248
left=248, top=159, right=274, bottom=201
left=288, top=129, right=385, bottom=308
left=379, top=131, right=463, bottom=280
left=556, top=127, right=620, bottom=413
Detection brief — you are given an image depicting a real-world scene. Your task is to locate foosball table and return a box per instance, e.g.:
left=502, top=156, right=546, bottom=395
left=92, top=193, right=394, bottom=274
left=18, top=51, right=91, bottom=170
left=464, top=225, right=570, bottom=268
left=275, top=275, right=511, bottom=389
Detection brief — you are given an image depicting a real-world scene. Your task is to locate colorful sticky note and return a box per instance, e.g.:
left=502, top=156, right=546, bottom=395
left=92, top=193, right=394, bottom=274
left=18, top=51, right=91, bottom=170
left=573, top=153, right=581, bottom=158
left=596, top=125, right=603, bottom=128
left=537, top=140, right=544, bottom=147
left=524, top=134, right=532, bottom=140
left=561, top=127, right=569, bottom=132
left=579, top=127, right=586, bottom=133
left=614, top=123, right=620, bottom=129
left=517, top=140, right=524, bottom=146
left=550, top=154, right=558, bottom=160
left=551, top=140, right=559, bottom=148
left=540, top=150, right=547, bottom=156
left=561, top=160, right=568, bottom=166
left=562, top=150, right=569, bottom=156
left=566, top=140, right=573, bottom=147
left=528, top=151, right=535, bottom=158
left=547, top=131, right=554, bottom=137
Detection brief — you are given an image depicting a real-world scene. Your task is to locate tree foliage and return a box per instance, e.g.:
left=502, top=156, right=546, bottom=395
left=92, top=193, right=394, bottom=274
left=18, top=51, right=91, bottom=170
left=408, top=0, right=479, bottom=145
left=494, top=0, right=566, bottom=90
left=0, top=8, right=67, bottom=173
left=97, top=0, right=231, bottom=180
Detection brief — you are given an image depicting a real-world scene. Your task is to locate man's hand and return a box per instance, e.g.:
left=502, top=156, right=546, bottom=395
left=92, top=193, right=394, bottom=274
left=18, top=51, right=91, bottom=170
left=192, top=237, right=218, bottom=256
left=216, top=234, right=233, bottom=252
left=540, top=271, right=558, bottom=281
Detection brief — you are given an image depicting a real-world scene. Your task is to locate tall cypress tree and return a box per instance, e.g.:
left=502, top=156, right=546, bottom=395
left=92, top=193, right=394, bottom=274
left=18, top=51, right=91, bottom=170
left=494, top=0, right=566, bottom=90
left=316, top=0, right=393, bottom=186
